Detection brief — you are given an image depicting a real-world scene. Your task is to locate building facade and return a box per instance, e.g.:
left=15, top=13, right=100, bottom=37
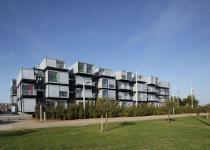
left=11, top=57, right=170, bottom=113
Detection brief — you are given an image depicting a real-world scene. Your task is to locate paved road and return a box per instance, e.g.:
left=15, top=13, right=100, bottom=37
left=0, top=113, right=206, bottom=131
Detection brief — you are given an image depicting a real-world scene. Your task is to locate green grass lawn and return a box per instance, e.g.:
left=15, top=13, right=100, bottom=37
left=1, top=116, right=210, bottom=150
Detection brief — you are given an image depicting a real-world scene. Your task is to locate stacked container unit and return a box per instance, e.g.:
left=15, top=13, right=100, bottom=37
left=158, top=81, right=170, bottom=103
left=132, top=75, right=148, bottom=103
left=94, top=68, right=116, bottom=100
left=38, top=58, right=69, bottom=108
left=16, top=68, right=36, bottom=113
left=69, top=62, right=96, bottom=104
left=115, top=71, right=133, bottom=107
left=144, top=76, right=160, bottom=103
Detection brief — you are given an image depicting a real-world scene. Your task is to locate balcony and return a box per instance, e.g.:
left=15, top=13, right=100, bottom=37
left=158, top=81, right=170, bottom=88
left=148, top=87, right=158, bottom=93
left=98, top=68, right=115, bottom=77
left=133, top=75, right=147, bottom=83
left=115, top=71, right=132, bottom=81
left=71, top=62, right=94, bottom=75
left=133, top=93, right=147, bottom=101
left=144, top=76, right=159, bottom=85
left=118, top=84, right=132, bottom=90
left=75, top=89, right=94, bottom=99
left=39, top=58, right=66, bottom=69
left=148, top=95, right=159, bottom=101
left=133, top=83, right=147, bottom=92
left=118, top=92, right=133, bottom=100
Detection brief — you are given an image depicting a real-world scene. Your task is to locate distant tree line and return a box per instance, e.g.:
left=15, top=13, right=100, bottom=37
left=33, top=95, right=209, bottom=120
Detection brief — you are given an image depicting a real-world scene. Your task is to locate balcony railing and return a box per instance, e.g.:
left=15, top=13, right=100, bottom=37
left=99, top=70, right=115, bottom=77
left=158, top=81, right=170, bottom=88
left=118, top=85, right=132, bottom=90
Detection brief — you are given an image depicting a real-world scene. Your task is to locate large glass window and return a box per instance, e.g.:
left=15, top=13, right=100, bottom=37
left=75, top=88, right=82, bottom=98
left=48, top=71, right=58, bottom=82
left=127, top=72, right=132, bottom=80
left=103, top=89, right=108, bottom=98
left=59, top=91, right=68, bottom=97
left=22, top=84, right=33, bottom=95
left=78, top=63, right=85, bottom=73
left=102, top=78, right=108, bottom=88
left=87, top=64, right=92, bottom=74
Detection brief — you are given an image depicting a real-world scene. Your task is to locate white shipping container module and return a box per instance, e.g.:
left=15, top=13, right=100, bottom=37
left=17, top=68, right=35, bottom=85
left=22, top=98, right=36, bottom=112
left=46, top=85, right=69, bottom=98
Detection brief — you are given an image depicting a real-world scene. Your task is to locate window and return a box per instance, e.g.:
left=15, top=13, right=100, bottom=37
left=59, top=91, right=68, bottom=97
left=127, top=72, right=132, bottom=80
left=109, top=84, right=115, bottom=89
left=56, top=60, right=64, bottom=69
left=75, top=88, right=82, bottom=98
left=103, top=89, right=108, bottom=98
left=48, top=71, right=58, bottom=82
left=78, top=63, right=85, bottom=73
left=87, top=64, right=92, bottom=74
left=102, top=78, right=108, bottom=88
left=22, top=84, right=33, bottom=95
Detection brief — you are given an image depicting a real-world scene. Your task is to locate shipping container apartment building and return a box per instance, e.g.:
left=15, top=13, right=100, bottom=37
left=11, top=57, right=170, bottom=113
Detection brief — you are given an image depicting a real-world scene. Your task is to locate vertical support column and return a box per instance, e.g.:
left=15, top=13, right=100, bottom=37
left=40, top=104, right=42, bottom=122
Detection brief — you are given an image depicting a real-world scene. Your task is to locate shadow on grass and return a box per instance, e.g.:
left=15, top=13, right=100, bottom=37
left=190, top=116, right=210, bottom=126
left=163, top=118, right=176, bottom=122
left=107, top=122, right=136, bottom=131
left=0, top=130, right=38, bottom=138
left=0, top=120, right=19, bottom=125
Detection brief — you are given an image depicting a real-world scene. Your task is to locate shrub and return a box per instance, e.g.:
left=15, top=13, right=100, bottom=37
left=34, top=100, right=208, bottom=120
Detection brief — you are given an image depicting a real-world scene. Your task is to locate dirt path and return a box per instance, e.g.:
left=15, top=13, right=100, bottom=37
left=0, top=113, right=206, bottom=131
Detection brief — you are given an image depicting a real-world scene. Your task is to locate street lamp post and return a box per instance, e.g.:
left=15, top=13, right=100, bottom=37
left=191, top=83, right=194, bottom=109
left=135, top=71, right=138, bottom=107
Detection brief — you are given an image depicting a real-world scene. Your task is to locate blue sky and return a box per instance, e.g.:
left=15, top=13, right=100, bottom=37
left=0, top=0, right=210, bottom=104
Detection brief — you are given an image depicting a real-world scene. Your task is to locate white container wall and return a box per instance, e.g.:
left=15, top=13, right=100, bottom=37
left=117, top=81, right=132, bottom=90
left=148, top=94, right=159, bottom=101
left=144, top=76, right=159, bottom=85
left=98, top=89, right=116, bottom=99
left=45, top=70, right=69, bottom=84
left=133, top=93, right=147, bottom=101
left=22, top=98, right=36, bottom=112
left=98, top=78, right=116, bottom=89
left=46, top=85, right=69, bottom=98
left=158, top=81, right=170, bottom=88
left=39, top=58, right=66, bottom=69
left=133, top=83, right=147, bottom=92
left=115, top=71, right=132, bottom=80
left=148, top=86, right=158, bottom=93
left=118, top=91, right=133, bottom=100
left=17, top=68, right=35, bottom=85
left=75, top=75, right=92, bottom=86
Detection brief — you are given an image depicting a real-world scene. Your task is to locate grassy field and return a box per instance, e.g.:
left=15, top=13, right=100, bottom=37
left=0, top=116, right=210, bottom=150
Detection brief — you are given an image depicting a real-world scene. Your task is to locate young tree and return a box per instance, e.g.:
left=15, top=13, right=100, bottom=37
left=165, top=100, right=176, bottom=124
left=95, top=98, right=110, bottom=132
